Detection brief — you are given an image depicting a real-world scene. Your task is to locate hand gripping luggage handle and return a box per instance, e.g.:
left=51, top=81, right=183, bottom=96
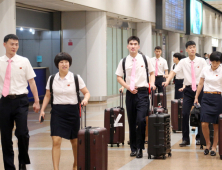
left=80, top=105, right=87, bottom=129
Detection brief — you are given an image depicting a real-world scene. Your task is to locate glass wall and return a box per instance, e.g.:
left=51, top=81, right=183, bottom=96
left=107, top=27, right=135, bottom=96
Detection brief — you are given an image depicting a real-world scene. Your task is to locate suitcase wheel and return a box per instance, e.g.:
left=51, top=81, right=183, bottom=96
left=220, top=155, right=222, bottom=160
left=122, top=142, right=124, bottom=145
left=117, top=143, right=120, bottom=147
left=111, top=144, right=113, bottom=147
left=200, top=145, right=203, bottom=149
left=173, top=130, right=176, bottom=133
left=148, top=155, right=151, bottom=159
left=163, top=155, right=166, bottom=159
left=127, top=141, right=130, bottom=145
left=168, top=153, right=172, bottom=157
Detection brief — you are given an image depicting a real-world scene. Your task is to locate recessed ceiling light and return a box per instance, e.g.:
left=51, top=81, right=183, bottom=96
left=20, top=27, right=23, bottom=31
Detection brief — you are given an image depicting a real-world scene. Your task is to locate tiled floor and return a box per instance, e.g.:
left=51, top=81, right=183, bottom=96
left=0, top=85, right=222, bottom=170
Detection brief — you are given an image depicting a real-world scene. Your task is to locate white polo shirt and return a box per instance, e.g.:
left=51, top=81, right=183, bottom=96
left=171, top=63, right=184, bottom=80
left=115, top=53, right=154, bottom=88
left=173, top=56, right=207, bottom=86
left=0, top=54, right=36, bottom=95
left=46, top=71, right=86, bottom=105
left=150, top=56, right=168, bottom=76
left=200, top=65, right=222, bottom=92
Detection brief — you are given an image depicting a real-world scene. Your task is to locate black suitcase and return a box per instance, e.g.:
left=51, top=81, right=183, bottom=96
left=148, top=113, right=171, bottom=159
left=199, top=123, right=214, bottom=149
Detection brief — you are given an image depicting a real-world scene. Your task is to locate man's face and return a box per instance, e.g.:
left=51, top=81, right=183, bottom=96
left=186, top=45, right=196, bottom=56
left=173, top=57, right=179, bottom=64
left=154, top=49, right=162, bottom=57
left=3, top=39, right=19, bottom=56
left=127, top=40, right=140, bottom=54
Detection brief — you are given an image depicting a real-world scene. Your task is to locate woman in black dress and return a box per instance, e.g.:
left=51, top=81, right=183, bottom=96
left=195, top=51, right=222, bottom=156
left=39, top=52, right=90, bottom=170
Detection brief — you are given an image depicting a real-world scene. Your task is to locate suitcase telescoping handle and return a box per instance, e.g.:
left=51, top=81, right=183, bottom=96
left=80, top=105, right=87, bottom=129
left=151, top=87, right=155, bottom=114
left=120, top=90, right=123, bottom=108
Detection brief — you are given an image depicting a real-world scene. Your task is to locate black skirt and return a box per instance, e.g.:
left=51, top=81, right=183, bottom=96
left=200, top=93, right=222, bottom=124
left=50, top=104, right=80, bottom=139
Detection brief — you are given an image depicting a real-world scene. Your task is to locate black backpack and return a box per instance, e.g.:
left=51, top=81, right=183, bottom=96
left=122, top=51, right=149, bottom=83
left=49, top=74, right=82, bottom=114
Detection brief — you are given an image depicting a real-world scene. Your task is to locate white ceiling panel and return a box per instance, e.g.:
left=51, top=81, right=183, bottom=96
left=204, top=0, right=222, bottom=12
left=16, top=0, right=101, bottom=11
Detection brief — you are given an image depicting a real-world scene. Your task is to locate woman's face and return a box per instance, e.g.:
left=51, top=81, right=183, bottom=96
left=211, top=61, right=220, bottom=70
left=58, top=60, right=70, bottom=72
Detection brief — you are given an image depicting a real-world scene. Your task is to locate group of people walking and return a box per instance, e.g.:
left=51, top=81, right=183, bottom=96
left=0, top=33, right=221, bottom=170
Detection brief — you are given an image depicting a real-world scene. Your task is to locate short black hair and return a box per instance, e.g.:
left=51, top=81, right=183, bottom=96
left=127, top=36, right=140, bottom=44
left=196, top=53, right=201, bottom=57
left=210, top=51, right=222, bottom=63
left=181, top=55, right=186, bottom=59
left=204, top=53, right=207, bottom=56
left=155, top=46, right=162, bottom=51
left=54, top=52, right=72, bottom=69
left=185, top=41, right=196, bottom=48
left=4, top=34, right=19, bottom=43
left=173, top=53, right=183, bottom=60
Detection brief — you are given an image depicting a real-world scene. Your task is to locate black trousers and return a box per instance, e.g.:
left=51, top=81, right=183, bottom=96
left=174, top=79, right=184, bottom=99
left=182, top=86, right=203, bottom=141
left=0, top=95, right=30, bottom=170
left=155, top=76, right=164, bottom=93
left=126, top=89, right=149, bottom=151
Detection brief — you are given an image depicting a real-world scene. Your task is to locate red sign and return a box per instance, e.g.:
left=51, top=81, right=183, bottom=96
left=68, top=40, right=73, bottom=46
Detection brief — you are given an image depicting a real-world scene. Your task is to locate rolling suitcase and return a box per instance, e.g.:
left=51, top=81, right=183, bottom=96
left=153, top=87, right=168, bottom=114
left=199, top=123, right=214, bottom=149
left=104, top=92, right=125, bottom=147
left=148, top=87, right=171, bottom=159
left=219, top=114, right=222, bottom=160
left=77, top=127, right=108, bottom=170
left=171, top=99, right=183, bottom=133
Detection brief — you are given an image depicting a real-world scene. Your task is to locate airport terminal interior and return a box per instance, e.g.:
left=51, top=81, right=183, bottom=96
left=1, top=0, right=222, bottom=170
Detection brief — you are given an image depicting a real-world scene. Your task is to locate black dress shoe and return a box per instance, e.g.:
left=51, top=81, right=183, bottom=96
left=196, top=139, right=200, bottom=145
left=204, top=149, right=209, bottom=155
left=130, top=151, right=137, bottom=157
left=19, top=164, right=27, bottom=170
left=136, top=149, right=143, bottom=158
left=210, top=150, right=216, bottom=156
left=179, top=140, right=190, bottom=147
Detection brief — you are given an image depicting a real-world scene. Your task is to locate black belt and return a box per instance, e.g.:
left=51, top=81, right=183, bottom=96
left=175, top=79, right=184, bottom=81
left=156, top=75, right=163, bottom=78
left=137, top=87, right=148, bottom=91
left=185, top=85, right=197, bottom=88
left=4, top=94, right=27, bottom=99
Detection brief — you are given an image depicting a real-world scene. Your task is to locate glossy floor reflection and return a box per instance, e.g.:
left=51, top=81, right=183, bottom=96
left=0, top=85, right=222, bottom=170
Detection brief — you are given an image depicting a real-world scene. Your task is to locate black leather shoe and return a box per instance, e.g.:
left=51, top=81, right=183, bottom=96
left=19, top=164, right=27, bottom=170
left=136, top=149, right=143, bottom=158
left=210, top=150, right=216, bottom=156
left=130, top=151, right=137, bottom=157
left=179, top=140, right=190, bottom=147
left=204, top=149, right=209, bottom=155
left=196, top=139, right=200, bottom=145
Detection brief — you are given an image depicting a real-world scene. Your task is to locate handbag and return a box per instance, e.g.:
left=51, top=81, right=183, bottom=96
left=190, top=104, right=201, bottom=127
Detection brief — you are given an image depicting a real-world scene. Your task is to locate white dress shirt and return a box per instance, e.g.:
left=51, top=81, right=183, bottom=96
left=0, top=54, right=36, bottom=95
left=115, top=53, right=154, bottom=88
left=171, top=63, right=184, bottom=80
left=46, top=71, right=86, bottom=105
left=200, top=65, right=222, bottom=92
left=150, top=56, right=168, bottom=76
left=173, top=56, right=207, bottom=86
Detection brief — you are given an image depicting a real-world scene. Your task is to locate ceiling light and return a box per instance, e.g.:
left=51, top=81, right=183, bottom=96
left=29, top=28, right=33, bottom=32
left=20, top=27, right=23, bottom=31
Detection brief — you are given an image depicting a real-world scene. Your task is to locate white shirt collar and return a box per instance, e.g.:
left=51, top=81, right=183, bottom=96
left=210, top=65, right=221, bottom=73
left=129, top=53, right=139, bottom=60
left=188, top=56, right=197, bottom=63
left=155, top=56, right=161, bottom=60
left=58, top=71, right=71, bottom=80
left=3, top=54, right=18, bottom=62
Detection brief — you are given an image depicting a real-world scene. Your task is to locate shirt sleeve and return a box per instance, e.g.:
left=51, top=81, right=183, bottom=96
left=173, top=60, right=183, bottom=74
left=200, top=68, right=205, bottom=79
left=147, top=57, right=155, bottom=73
left=115, top=59, right=124, bottom=77
left=164, top=59, right=169, bottom=70
left=78, top=75, right=86, bottom=89
left=171, top=64, right=173, bottom=71
left=25, top=59, right=36, bottom=80
left=46, top=76, right=51, bottom=90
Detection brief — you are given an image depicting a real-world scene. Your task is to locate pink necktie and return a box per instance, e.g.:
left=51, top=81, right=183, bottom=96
left=130, top=58, right=136, bottom=91
left=155, top=59, right=159, bottom=76
left=2, top=59, right=12, bottom=97
left=191, top=61, right=196, bottom=91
